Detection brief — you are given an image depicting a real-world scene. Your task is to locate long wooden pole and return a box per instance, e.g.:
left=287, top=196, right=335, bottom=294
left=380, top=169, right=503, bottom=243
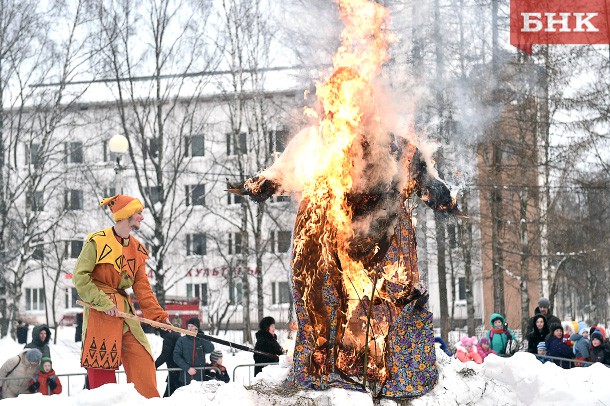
left=76, top=300, right=279, bottom=358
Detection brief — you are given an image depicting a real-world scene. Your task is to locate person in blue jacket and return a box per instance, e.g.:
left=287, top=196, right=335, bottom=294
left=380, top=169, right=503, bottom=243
left=546, top=323, right=574, bottom=369
left=487, top=313, right=518, bottom=355
left=173, top=317, right=214, bottom=384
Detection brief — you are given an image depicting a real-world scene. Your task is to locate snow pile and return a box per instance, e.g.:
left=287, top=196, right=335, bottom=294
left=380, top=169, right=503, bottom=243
left=1, top=327, right=610, bottom=405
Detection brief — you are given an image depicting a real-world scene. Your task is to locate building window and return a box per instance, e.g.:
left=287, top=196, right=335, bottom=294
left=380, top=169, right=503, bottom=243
left=228, top=232, right=242, bottom=255
left=26, top=191, right=44, bottom=212
left=226, top=131, right=247, bottom=155
left=229, top=281, right=242, bottom=305
left=25, top=143, right=41, bottom=168
left=227, top=192, right=243, bottom=205
left=31, top=242, right=44, bottom=261
left=186, top=283, right=208, bottom=306
left=25, top=288, right=45, bottom=311
left=272, top=281, right=290, bottom=304
left=270, top=230, right=291, bottom=253
left=65, top=287, right=79, bottom=308
left=458, top=277, right=466, bottom=301
left=103, top=140, right=121, bottom=163
left=186, top=184, right=205, bottom=206
left=271, top=195, right=290, bottom=203
left=148, top=138, right=159, bottom=159
left=65, top=142, right=83, bottom=164
left=268, top=128, right=288, bottom=153
left=186, top=233, right=207, bottom=256
left=186, top=135, right=205, bottom=157
left=65, top=190, right=83, bottom=210
left=148, top=186, right=162, bottom=205
left=65, top=240, right=83, bottom=259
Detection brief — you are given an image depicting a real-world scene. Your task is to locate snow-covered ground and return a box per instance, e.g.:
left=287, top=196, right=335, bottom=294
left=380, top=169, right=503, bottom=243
left=1, top=326, right=609, bottom=405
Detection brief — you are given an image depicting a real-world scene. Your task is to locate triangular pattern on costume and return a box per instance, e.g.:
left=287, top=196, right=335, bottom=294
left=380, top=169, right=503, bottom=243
left=137, top=244, right=149, bottom=256
left=99, top=340, right=107, bottom=360
left=126, top=258, right=136, bottom=274
left=115, top=255, right=123, bottom=270
left=98, top=244, right=113, bottom=261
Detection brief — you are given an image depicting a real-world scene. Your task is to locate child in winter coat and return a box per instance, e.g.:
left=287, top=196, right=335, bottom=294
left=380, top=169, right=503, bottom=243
left=205, top=350, right=230, bottom=383
left=546, top=323, right=574, bottom=369
left=29, top=357, right=62, bottom=395
left=487, top=313, right=519, bottom=355
left=562, top=322, right=575, bottom=349
left=570, top=328, right=590, bottom=367
left=477, top=337, right=497, bottom=360
left=589, top=330, right=610, bottom=366
left=536, top=342, right=548, bottom=363
left=455, top=336, right=483, bottom=364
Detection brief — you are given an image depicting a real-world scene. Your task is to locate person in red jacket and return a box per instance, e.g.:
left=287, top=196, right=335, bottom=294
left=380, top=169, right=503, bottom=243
left=29, top=357, right=62, bottom=395
left=455, top=336, right=483, bottom=364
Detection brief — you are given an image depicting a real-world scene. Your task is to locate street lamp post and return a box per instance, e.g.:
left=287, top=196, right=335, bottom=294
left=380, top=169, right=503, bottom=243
left=109, top=134, right=129, bottom=194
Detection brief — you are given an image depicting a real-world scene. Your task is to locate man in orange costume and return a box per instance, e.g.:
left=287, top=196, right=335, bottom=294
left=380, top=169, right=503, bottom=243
left=74, top=194, right=170, bottom=398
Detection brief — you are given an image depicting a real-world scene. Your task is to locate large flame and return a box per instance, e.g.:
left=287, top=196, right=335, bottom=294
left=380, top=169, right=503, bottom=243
left=291, top=0, right=397, bottom=382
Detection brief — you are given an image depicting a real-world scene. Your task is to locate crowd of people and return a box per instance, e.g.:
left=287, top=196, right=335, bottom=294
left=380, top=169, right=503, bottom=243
left=0, top=327, right=63, bottom=399
left=0, top=190, right=606, bottom=399
left=451, top=297, right=610, bottom=369
left=0, top=317, right=236, bottom=399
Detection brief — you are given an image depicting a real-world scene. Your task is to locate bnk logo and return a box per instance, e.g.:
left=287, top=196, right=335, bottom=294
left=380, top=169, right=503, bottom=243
left=510, top=0, right=610, bottom=54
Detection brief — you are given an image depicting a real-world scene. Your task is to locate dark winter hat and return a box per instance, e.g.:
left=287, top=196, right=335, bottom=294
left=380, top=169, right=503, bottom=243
left=538, top=297, right=550, bottom=308
left=259, top=316, right=276, bottom=332
left=210, top=350, right=223, bottom=364
left=479, top=337, right=490, bottom=345
left=186, top=317, right=200, bottom=330
left=549, top=323, right=563, bottom=334
left=25, top=348, right=42, bottom=363
left=591, top=331, right=604, bottom=343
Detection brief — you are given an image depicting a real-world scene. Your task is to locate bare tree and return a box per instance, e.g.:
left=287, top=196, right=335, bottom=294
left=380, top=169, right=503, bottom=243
left=214, top=0, right=300, bottom=343
left=0, top=0, right=92, bottom=338
left=90, top=0, right=220, bottom=305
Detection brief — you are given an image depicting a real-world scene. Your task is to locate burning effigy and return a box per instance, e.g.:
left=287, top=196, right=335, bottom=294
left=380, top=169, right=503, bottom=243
left=229, top=0, right=457, bottom=400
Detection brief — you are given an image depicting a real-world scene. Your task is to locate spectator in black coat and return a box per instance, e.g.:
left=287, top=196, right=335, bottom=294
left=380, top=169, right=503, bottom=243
left=155, top=329, right=182, bottom=397
left=74, top=313, right=83, bottom=343
left=24, top=325, right=51, bottom=358
left=173, top=317, right=214, bottom=385
left=16, top=320, right=28, bottom=344
left=546, top=323, right=574, bottom=369
left=527, top=314, right=549, bottom=354
left=528, top=298, right=561, bottom=336
left=253, top=316, right=283, bottom=376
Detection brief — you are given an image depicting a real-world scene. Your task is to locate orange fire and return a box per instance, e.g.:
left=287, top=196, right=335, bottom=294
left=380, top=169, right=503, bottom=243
left=291, top=0, right=400, bottom=383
